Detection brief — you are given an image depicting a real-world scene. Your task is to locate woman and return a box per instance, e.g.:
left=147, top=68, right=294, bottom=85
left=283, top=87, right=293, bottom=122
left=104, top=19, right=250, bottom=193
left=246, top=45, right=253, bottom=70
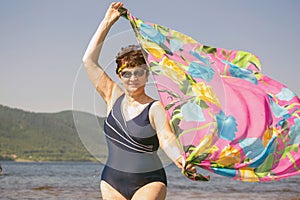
left=82, top=2, right=195, bottom=200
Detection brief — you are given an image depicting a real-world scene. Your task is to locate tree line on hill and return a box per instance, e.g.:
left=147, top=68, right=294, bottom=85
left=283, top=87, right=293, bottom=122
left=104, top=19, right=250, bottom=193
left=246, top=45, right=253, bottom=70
left=0, top=104, right=105, bottom=162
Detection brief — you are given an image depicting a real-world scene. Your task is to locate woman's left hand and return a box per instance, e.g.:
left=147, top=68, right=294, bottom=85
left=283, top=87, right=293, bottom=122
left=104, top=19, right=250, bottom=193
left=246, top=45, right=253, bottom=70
left=175, top=156, right=197, bottom=174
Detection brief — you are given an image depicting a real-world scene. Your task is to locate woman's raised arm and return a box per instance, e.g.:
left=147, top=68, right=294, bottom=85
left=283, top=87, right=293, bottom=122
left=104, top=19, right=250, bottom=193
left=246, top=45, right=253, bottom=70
left=82, top=2, right=124, bottom=110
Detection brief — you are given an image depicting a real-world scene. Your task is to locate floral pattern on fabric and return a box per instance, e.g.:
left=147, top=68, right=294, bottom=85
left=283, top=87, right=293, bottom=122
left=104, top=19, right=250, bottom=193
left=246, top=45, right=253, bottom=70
left=122, top=11, right=300, bottom=182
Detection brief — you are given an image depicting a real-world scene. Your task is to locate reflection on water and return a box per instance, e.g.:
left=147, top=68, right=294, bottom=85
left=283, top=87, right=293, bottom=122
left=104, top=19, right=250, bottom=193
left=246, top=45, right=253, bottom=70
left=0, top=162, right=102, bottom=199
left=0, top=162, right=299, bottom=200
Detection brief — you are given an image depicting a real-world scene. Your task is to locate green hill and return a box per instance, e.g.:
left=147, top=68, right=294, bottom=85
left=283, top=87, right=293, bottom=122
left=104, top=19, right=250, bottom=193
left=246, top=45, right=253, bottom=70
left=0, top=105, right=106, bottom=162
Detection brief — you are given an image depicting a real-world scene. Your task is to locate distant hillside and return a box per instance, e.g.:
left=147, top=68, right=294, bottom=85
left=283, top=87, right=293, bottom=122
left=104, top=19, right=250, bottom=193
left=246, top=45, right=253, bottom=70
left=0, top=105, right=106, bottom=162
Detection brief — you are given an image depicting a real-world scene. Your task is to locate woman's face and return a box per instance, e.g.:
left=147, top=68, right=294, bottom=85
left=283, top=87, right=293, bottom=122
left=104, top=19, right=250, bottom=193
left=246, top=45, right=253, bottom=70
left=118, top=66, right=148, bottom=94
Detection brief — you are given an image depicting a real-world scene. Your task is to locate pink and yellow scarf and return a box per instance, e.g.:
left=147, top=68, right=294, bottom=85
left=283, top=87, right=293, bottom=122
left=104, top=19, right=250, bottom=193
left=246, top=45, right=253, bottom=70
left=122, top=10, right=300, bottom=182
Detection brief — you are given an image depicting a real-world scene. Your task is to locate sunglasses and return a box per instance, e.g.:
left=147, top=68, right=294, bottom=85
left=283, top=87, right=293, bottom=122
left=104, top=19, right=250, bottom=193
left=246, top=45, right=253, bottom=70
left=120, top=69, right=147, bottom=79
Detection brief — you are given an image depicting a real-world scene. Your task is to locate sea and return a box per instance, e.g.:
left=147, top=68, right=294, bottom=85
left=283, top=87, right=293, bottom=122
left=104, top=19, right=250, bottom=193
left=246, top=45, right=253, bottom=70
left=0, top=161, right=299, bottom=200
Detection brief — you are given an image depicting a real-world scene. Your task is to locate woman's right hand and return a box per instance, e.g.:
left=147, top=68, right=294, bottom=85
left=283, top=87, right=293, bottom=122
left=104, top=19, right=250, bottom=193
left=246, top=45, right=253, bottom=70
left=104, top=2, right=124, bottom=24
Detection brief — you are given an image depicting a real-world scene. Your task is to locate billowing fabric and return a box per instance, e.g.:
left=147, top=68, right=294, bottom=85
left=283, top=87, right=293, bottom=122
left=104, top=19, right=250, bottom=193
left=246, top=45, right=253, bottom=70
left=121, top=11, right=300, bottom=182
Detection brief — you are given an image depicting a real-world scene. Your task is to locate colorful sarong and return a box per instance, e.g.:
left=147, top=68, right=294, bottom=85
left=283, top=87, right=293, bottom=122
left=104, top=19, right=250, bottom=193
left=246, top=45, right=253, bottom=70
left=121, top=10, right=300, bottom=182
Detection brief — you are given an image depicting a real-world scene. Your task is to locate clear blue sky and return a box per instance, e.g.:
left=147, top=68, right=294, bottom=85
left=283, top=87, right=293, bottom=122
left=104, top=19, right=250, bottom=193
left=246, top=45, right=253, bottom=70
left=1, top=0, right=299, bottom=115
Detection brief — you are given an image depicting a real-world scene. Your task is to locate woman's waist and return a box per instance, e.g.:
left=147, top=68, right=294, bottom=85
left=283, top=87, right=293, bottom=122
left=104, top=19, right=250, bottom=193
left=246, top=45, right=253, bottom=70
left=106, top=151, right=163, bottom=173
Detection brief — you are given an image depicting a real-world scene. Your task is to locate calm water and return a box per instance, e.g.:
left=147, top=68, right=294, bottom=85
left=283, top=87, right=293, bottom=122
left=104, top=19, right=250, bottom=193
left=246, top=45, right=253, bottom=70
left=0, top=161, right=299, bottom=200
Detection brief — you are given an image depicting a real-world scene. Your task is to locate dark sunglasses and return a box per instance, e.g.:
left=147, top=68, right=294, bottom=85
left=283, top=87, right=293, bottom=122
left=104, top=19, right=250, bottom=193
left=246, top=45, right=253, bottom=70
left=120, top=69, right=147, bottom=79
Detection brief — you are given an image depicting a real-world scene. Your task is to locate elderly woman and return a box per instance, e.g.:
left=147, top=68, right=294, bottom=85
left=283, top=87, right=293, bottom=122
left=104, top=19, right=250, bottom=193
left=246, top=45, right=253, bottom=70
left=82, top=2, right=195, bottom=200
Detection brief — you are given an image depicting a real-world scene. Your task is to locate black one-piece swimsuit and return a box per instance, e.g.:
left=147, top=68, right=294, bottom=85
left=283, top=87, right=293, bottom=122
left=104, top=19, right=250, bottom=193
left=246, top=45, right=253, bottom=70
left=101, top=94, right=167, bottom=200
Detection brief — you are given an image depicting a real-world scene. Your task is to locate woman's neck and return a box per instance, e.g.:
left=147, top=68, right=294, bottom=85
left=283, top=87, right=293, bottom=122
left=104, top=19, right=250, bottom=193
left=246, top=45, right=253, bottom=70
left=124, top=90, right=150, bottom=105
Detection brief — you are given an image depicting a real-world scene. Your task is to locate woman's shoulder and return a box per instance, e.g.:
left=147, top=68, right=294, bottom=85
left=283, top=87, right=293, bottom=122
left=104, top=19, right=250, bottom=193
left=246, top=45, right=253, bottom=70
left=149, top=100, right=165, bottom=114
left=148, top=100, right=168, bottom=131
left=106, top=91, right=124, bottom=115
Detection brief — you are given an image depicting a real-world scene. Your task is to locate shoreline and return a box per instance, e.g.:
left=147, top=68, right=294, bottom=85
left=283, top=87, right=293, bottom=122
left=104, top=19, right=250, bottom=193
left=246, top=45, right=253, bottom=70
left=0, top=159, right=100, bottom=163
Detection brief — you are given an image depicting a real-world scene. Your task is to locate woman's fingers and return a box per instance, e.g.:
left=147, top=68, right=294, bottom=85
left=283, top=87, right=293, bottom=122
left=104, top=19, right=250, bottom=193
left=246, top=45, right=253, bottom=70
left=185, top=164, right=197, bottom=173
left=110, top=2, right=123, bottom=10
left=175, top=156, right=197, bottom=174
left=105, top=2, right=124, bottom=23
